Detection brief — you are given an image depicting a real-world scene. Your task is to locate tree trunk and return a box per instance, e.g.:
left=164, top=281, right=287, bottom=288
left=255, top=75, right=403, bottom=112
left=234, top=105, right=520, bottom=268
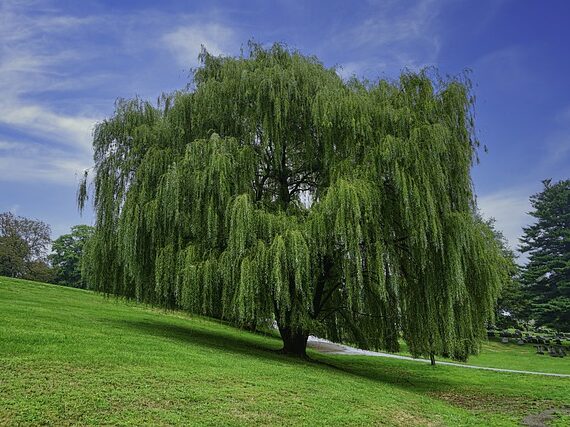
left=430, top=352, right=436, bottom=366
left=278, top=325, right=309, bottom=357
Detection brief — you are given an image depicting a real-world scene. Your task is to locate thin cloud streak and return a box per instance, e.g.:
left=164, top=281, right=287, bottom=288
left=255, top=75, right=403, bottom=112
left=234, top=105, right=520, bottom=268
left=0, top=2, right=241, bottom=189
left=0, top=2, right=101, bottom=181
left=477, top=187, right=535, bottom=262
left=0, top=105, right=96, bottom=153
left=163, top=23, right=237, bottom=68
left=326, top=0, right=442, bottom=78
left=0, top=139, right=90, bottom=185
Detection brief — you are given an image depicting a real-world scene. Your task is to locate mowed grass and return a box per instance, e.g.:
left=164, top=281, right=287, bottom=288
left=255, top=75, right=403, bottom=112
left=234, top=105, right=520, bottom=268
left=396, top=339, right=570, bottom=375
left=462, top=339, right=570, bottom=374
left=1, top=277, right=569, bottom=426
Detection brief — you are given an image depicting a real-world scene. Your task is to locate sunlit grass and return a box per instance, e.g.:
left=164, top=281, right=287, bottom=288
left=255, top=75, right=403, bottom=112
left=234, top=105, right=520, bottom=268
left=1, top=277, right=569, bottom=426
left=395, top=338, right=570, bottom=375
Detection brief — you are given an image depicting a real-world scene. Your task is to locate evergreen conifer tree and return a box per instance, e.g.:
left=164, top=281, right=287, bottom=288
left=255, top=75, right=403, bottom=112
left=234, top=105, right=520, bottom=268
left=520, top=179, right=570, bottom=331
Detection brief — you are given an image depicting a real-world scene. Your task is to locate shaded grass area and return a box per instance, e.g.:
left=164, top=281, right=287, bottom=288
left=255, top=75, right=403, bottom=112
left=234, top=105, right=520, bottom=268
left=1, top=277, right=569, bottom=426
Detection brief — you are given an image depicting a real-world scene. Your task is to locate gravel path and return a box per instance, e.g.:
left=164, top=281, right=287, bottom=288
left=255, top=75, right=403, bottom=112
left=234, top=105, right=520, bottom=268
left=307, top=337, right=570, bottom=378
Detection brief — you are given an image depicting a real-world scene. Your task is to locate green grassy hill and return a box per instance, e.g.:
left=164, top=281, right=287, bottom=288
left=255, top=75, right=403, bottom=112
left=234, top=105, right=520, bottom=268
left=1, top=277, right=569, bottom=426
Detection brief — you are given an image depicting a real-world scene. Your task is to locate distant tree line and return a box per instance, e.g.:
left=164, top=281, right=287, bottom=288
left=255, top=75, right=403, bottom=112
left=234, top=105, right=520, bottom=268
left=0, top=212, right=93, bottom=288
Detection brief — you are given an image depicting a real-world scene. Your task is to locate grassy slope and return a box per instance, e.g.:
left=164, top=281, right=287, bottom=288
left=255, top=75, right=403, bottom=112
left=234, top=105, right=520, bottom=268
left=0, top=277, right=568, bottom=426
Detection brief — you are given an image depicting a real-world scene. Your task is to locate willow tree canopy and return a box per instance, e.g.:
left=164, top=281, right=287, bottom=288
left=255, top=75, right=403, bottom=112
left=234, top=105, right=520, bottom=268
left=80, top=43, right=507, bottom=358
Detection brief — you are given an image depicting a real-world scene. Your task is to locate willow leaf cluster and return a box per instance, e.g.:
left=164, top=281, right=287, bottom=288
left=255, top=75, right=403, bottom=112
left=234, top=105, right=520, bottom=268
left=80, top=43, right=507, bottom=359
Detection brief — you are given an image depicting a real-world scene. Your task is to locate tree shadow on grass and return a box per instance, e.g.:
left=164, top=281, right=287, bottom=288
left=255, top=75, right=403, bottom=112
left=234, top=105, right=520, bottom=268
left=114, top=318, right=299, bottom=364
left=114, top=318, right=458, bottom=394
left=112, top=318, right=570, bottom=422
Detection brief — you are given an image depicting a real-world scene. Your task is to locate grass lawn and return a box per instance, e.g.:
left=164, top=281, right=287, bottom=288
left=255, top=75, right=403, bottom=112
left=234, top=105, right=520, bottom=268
left=460, top=339, right=570, bottom=374
left=1, top=277, right=569, bottom=426
left=396, top=339, right=570, bottom=375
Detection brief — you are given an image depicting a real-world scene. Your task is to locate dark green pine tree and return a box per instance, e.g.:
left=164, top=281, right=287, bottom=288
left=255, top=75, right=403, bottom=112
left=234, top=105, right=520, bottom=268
left=79, top=43, right=508, bottom=358
left=520, top=179, right=570, bottom=331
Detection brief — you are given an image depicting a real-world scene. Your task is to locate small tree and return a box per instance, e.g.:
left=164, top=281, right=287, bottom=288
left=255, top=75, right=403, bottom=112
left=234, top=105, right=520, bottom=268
left=0, top=212, right=51, bottom=280
left=26, top=260, right=56, bottom=284
left=520, top=179, right=570, bottom=331
left=80, top=44, right=507, bottom=359
left=49, top=225, right=94, bottom=288
left=0, top=235, right=29, bottom=277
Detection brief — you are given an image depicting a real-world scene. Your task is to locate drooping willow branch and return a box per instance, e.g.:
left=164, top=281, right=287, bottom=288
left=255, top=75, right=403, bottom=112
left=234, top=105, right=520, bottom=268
left=80, top=42, right=508, bottom=359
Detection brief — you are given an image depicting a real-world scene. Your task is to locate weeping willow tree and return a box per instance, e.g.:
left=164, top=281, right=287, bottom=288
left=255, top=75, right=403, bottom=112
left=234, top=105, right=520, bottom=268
left=80, top=43, right=508, bottom=358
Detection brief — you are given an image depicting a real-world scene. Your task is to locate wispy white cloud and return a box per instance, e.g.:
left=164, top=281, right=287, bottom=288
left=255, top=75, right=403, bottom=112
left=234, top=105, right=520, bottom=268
left=163, top=23, right=237, bottom=68
left=0, top=155, right=88, bottom=185
left=0, top=2, right=101, bottom=184
left=0, top=105, right=96, bottom=153
left=529, top=106, right=570, bottom=177
left=554, top=105, right=570, bottom=124
left=472, top=46, right=531, bottom=91
left=328, top=0, right=442, bottom=78
left=345, top=1, right=439, bottom=49
left=477, top=187, right=535, bottom=260
left=539, top=132, right=570, bottom=173
left=336, top=60, right=389, bottom=80
left=0, top=139, right=90, bottom=185
left=0, top=0, right=245, bottom=193
left=0, top=3, right=241, bottom=190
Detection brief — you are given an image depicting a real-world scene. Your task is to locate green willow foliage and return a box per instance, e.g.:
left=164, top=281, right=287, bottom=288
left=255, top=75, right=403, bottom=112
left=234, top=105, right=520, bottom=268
left=80, top=43, right=508, bottom=358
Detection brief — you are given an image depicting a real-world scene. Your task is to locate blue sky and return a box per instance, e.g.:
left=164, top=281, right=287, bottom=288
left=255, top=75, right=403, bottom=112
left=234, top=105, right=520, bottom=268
left=1, top=0, right=569, bottom=260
